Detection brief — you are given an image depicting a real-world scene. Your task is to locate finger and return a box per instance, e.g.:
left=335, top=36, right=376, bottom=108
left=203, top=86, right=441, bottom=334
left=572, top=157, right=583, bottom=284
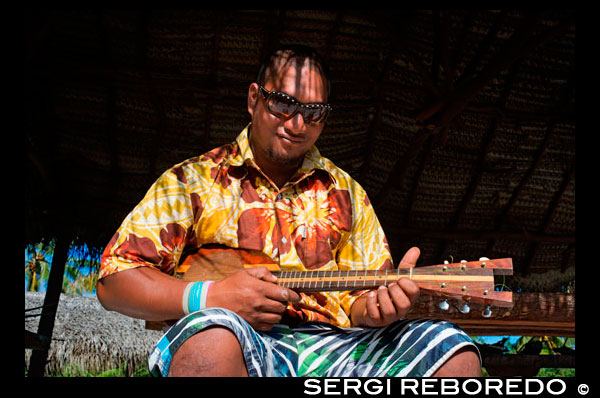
left=365, top=291, right=381, bottom=322
left=245, top=267, right=301, bottom=302
left=287, top=289, right=302, bottom=303
left=256, top=298, right=288, bottom=314
left=262, top=283, right=301, bottom=303
left=397, top=247, right=420, bottom=269
left=377, top=286, right=397, bottom=320
left=245, top=266, right=278, bottom=283
left=387, top=283, right=412, bottom=317
left=397, top=278, right=420, bottom=304
left=255, top=313, right=283, bottom=331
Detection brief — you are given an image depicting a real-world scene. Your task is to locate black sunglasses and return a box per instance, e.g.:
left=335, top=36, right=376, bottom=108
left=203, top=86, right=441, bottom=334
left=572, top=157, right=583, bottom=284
left=258, top=85, right=332, bottom=125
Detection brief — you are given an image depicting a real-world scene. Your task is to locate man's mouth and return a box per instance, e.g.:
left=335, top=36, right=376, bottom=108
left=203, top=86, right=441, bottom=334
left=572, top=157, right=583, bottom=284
left=276, top=132, right=303, bottom=144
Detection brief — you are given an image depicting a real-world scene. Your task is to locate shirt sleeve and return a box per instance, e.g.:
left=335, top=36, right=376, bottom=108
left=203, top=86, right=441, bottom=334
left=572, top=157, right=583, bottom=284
left=99, top=162, right=200, bottom=279
left=335, top=185, right=394, bottom=322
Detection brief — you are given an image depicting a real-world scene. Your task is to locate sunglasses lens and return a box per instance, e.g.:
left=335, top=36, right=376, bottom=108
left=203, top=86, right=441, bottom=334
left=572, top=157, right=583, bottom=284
left=267, top=93, right=297, bottom=118
left=268, top=93, right=329, bottom=124
left=303, top=106, right=329, bottom=124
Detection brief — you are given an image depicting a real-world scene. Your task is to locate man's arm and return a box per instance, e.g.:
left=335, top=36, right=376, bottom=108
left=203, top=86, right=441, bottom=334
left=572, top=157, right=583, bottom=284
left=97, top=264, right=301, bottom=330
left=97, top=266, right=188, bottom=321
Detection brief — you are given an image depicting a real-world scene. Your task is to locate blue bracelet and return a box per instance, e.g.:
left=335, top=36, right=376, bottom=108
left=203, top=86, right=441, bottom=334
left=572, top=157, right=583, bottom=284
left=186, top=281, right=214, bottom=314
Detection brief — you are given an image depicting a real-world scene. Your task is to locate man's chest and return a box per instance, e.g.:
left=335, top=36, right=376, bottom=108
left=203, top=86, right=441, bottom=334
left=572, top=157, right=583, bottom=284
left=194, top=170, right=353, bottom=271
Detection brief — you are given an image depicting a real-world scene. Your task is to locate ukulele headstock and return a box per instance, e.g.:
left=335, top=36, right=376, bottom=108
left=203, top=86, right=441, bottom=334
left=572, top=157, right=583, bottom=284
left=413, top=257, right=513, bottom=317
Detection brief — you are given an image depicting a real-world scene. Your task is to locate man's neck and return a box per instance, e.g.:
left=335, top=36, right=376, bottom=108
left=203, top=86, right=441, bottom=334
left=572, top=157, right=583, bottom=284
left=247, top=127, right=306, bottom=190
left=255, top=156, right=301, bottom=190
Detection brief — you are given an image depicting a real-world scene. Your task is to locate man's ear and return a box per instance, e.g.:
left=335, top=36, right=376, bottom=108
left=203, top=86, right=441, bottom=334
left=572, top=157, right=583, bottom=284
left=247, top=83, right=259, bottom=117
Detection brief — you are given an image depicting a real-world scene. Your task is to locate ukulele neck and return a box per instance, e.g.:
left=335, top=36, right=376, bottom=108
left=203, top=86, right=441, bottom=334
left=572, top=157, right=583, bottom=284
left=272, top=267, right=494, bottom=293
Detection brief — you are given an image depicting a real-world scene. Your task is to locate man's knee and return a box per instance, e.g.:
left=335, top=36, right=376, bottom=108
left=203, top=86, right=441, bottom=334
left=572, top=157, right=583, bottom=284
left=168, top=326, right=248, bottom=377
left=432, top=346, right=481, bottom=377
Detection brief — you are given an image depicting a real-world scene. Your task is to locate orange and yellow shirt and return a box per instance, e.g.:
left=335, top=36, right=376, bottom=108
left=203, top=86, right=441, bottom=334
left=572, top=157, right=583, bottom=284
left=100, top=124, right=393, bottom=327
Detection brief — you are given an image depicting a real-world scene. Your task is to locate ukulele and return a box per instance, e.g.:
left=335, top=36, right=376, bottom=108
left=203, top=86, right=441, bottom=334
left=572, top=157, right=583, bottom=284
left=145, top=248, right=513, bottom=330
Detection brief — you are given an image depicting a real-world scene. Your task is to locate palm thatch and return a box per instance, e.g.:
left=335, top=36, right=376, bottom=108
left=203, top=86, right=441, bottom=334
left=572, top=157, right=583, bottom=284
left=25, top=10, right=575, bottom=292
left=25, top=292, right=162, bottom=376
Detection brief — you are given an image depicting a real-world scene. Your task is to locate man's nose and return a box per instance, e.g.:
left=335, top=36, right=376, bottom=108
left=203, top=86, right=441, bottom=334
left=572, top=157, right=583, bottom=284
left=283, top=111, right=307, bottom=132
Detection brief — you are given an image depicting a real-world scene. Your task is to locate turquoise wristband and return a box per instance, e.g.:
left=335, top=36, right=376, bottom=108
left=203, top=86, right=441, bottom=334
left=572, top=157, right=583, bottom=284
left=186, top=281, right=214, bottom=314
left=182, top=282, right=194, bottom=315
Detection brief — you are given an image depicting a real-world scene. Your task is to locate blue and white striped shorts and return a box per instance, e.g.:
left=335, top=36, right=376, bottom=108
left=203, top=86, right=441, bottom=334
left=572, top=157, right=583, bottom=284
left=148, top=307, right=480, bottom=377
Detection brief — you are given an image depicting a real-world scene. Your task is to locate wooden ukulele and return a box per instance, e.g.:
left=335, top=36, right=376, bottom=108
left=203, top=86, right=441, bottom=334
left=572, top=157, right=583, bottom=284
left=145, top=248, right=513, bottom=330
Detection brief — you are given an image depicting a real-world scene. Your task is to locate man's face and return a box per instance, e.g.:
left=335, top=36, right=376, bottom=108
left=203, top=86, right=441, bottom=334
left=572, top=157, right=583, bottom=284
left=247, top=59, right=328, bottom=170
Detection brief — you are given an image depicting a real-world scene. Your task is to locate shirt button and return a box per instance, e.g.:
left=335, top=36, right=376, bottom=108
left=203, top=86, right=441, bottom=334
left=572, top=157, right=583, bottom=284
left=281, top=237, right=287, bottom=244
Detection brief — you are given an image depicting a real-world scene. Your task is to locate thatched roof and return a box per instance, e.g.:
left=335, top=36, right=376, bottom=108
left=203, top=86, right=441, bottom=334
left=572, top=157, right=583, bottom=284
left=24, top=10, right=575, bottom=292
left=25, top=292, right=162, bottom=376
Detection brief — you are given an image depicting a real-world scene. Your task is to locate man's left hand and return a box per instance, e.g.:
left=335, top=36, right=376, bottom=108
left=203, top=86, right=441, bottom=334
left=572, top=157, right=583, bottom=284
left=350, top=247, right=421, bottom=327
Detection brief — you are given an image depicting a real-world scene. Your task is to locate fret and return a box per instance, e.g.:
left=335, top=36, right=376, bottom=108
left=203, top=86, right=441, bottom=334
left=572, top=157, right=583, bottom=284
left=329, top=270, right=342, bottom=289
left=296, top=270, right=301, bottom=289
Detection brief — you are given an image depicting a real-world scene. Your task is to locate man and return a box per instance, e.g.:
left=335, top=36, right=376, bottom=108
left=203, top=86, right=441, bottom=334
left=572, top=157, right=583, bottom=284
left=97, top=45, right=481, bottom=377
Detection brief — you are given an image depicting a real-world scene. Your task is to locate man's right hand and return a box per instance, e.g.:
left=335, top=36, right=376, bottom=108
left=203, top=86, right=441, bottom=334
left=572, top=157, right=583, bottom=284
left=206, top=266, right=301, bottom=331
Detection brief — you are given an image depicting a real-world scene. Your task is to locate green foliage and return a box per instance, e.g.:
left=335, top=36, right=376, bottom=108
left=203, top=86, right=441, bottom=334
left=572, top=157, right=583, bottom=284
left=25, top=239, right=102, bottom=296
left=474, top=336, right=575, bottom=377
left=25, top=240, right=53, bottom=292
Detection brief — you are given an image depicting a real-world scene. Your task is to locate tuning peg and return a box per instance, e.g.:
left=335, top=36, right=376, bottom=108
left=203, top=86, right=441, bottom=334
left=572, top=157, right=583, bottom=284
left=459, top=302, right=470, bottom=314
left=438, top=299, right=449, bottom=311
left=482, top=305, right=492, bottom=318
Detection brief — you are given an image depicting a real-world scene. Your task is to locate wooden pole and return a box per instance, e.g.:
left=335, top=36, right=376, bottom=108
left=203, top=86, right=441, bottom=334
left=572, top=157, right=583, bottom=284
left=27, top=233, right=71, bottom=377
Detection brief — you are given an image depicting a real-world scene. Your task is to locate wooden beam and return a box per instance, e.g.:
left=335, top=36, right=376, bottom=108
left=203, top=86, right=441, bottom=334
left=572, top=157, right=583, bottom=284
left=358, top=50, right=395, bottom=182
left=415, top=11, right=576, bottom=132
left=95, top=10, right=122, bottom=202
left=437, top=63, right=519, bottom=261
left=483, top=353, right=574, bottom=377
left=393, top=227, right=574, bottom=244
left=521, top=163, right=575, bottom=276
left=517, top=72, right=575, bottom=276
left=201, top=11, right=225, bottom=154
left=403, top=135, right=435, bottom=233
left=358, top=12, right=415, bottom=183
left=148, top=292, right=575, bottom=338
left=434, top=10, right=452, bottom=93
left=449, top=10, right=473, bottom=82
left=24, top=330, right=50, bottom=351
left=373, top=129, right=432, bottom=208
left=135, top=10, right=170, bottom=181
left=455, top=10, right=507, bottom=87
left=410, top=292, right=574, bottom=337
left=436, top=18, right=573, bottom=130
left=418, top=11, right=543, bottom=125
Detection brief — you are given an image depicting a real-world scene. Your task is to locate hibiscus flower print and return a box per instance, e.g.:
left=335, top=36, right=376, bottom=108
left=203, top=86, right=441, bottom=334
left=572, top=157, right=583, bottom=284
left=291, top=176, right=352, bottom=269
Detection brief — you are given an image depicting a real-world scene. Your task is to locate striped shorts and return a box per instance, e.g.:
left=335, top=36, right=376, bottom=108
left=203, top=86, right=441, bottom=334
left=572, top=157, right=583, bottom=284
left=148, top=307, right=480, bottom=377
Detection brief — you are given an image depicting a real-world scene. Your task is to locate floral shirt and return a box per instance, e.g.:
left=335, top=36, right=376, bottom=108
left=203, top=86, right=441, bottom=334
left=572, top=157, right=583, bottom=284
left=100, top=124, right=393, bottom=327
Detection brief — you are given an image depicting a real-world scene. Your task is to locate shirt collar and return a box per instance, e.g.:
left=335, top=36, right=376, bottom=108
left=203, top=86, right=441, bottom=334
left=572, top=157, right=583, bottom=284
left=231, top=123, right=335, bottom=184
